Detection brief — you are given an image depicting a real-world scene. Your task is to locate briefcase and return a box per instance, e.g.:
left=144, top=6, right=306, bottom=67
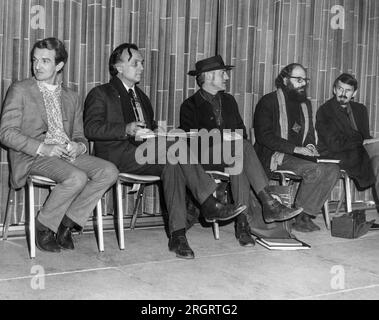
left=331, top=209, right=375, bottom=239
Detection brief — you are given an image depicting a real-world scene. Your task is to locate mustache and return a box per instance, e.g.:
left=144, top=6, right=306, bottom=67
left=338, top=95, right=348, bottom=99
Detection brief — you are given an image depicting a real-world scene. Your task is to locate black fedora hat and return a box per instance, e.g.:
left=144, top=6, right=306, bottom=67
left=188, top=55, right=234, bottom=76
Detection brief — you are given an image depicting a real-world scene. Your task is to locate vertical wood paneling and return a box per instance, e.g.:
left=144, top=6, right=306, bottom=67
left=1, top=0, right=379, bottom=223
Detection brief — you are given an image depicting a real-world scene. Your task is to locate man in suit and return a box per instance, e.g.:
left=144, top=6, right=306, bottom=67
left=0, top=37, right=119, bottom=253
left=316, top=73, right=379, bottom=200
left=254, top=63, right=340, bottom=232
left=180, top=55, right=303, bottom=247
left=83, top=43, right=246, bottom=260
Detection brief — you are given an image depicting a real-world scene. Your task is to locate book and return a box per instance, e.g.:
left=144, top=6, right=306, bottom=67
left=363, top=138, right=379, bottom=158
left=294, top=154, right=340, bottom=164
left=255, top=237, right=311, bottom=250
left=316, top=158, right=341, bottom=164
left=363, top=138, right=379, bottom=145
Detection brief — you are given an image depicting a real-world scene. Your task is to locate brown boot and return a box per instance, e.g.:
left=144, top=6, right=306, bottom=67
left=258, top=186, right=303, bottom=223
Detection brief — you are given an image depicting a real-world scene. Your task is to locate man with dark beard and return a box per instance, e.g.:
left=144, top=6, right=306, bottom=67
left=316, top=73, right=378, bottom=203
left=253, top=63, right=340, bottom=232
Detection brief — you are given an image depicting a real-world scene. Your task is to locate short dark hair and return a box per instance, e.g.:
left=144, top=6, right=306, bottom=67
left=109, top=43, right=139, bottom=76
left=333, top=73, right=358, bottom=91
left=31, top=37, right=68, bottom=73
left=275, top=63, right=306, bottom=88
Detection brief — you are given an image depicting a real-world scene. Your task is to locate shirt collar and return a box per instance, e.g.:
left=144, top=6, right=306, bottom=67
left=121, top=81, right=135, bottom=94
left=200, top=88, right=222, bottom=102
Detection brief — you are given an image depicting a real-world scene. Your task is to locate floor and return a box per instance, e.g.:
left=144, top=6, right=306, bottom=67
left=1, top=210, right=379, bottom=300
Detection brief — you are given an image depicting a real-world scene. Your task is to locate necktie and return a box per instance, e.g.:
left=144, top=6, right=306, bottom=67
left=128, top=89, right=145, bottom=122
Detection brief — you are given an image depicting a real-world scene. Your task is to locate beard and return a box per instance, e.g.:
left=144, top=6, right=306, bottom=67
left=284, top=82, right=308, bottom=102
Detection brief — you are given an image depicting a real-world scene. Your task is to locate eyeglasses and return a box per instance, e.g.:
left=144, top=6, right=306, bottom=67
left=287, top=76, right=310, bottom=84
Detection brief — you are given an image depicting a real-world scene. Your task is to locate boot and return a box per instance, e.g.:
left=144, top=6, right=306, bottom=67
left=292, top=212, right=320, bottom=232
left=258, top=186, right=303, bottom=223
left=168, top=229, right=195, bottom=259
left=235, top=214, right=255, bottom=247
left=56, top=215, right=76, bottom=250
left=35, top=218, right=61, bottom=253
left=200, top=195, right=246, bottom=223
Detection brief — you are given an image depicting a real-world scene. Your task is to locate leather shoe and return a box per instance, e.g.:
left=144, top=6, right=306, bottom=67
left=56, top=223, right=74, bottom=250
left=35, top=220, right=61, bottom=253
left=235, top=215, right=255, bottom=247
left=292, top=212, right=320, bottom=232
left=168, top=235, right=195, bottom=259
left=200, top=195, right=246, bottom=223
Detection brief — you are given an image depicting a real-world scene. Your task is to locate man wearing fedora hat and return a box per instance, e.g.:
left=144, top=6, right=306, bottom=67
left=180, top=55, right=303, bottom=247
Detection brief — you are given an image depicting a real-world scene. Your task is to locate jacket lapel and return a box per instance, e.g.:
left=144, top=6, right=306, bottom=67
left=30, top=79, right=48, bottom=125
left=60, top=87, right=71, bottom=134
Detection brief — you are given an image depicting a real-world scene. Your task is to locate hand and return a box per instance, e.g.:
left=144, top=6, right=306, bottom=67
left=306, top=144, right=320, bottom=156
left=293, top=146, right=316, bottom=156
left=66, top=141, right=84, bottom=159
left=39, top=144, right=69, bottom=158
left=125, top=121, right=147, bottom=136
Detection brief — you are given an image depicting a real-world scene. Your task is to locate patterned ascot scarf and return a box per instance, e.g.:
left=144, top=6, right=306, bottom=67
left=37, top=81, right=70, bottom=145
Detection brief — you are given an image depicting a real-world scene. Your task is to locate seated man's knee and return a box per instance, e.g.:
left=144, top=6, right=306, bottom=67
left=94, top=161, right=119, bottom=184
left=63, top=171, right=88, bottom=191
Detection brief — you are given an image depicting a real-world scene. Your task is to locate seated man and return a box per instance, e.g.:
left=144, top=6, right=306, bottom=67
left=254, top=63, right=340, bottom=232
left=180, top=55, right=303, bottom=247
left=83, top=43, right=246, bottom=260
left=0, top=37, right=119, bottom=253
left=316, top=73, right=378, bottom=201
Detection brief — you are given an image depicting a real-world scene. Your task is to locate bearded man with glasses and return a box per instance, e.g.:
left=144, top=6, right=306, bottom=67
left=253, top=63, right=340, bottom=232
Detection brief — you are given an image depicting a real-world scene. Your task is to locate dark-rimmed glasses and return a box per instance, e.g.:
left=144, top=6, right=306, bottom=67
left=287, top=76, right=310, bottom=84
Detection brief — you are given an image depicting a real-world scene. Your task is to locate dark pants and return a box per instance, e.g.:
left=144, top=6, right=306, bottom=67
left=119, top=137, right=217, bottom=234
left=30, top=154, right=119, bottom=232
left=201, top=139, right=268, bottom=214
left=277, top=154, right=340, bottom=216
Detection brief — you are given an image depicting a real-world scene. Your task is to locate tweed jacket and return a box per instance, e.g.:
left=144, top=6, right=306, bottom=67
left=0, top=78, right=88, bottom=189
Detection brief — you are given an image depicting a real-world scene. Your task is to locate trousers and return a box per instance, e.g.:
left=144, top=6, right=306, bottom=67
left=118, top=137, right=217, bottom=234
left=277, top=154, right=340, bottom=215
left=30, top=154, right=119, bottom=232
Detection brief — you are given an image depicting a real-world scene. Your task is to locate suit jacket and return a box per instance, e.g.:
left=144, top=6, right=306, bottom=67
left=83, top=77, right=157, bottom=169
left=0, top=78, right=88, bottom=189
left=253, top=90, right=316, bottom=173
left=180, top=90, right=247, bottom=137
left=316, top=97, right=374, bottom=189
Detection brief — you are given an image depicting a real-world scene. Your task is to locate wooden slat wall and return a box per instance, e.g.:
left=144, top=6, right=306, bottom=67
left=218, top=0, right=379, bottom=202
left=1, top=0, right=378, bottom=224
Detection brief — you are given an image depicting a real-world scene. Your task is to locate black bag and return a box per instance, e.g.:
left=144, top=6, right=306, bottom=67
left=331, top=209, right=375, bottom=239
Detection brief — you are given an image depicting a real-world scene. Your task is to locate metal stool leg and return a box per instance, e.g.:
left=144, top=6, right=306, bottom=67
left=323, top=200, right=331, bottom=230
left=2, top=188, right=16, bottom=240
left=116, top=181, right=125, bottom=250
left=96, top=199, right=104, bottom=252
left=212, top=221, right=220, bottom=240
left=345, top=176, right=352, bottom=212
left=130, top=184, right=145, bottom=230
left=27, top=179, right=36, bottom=259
